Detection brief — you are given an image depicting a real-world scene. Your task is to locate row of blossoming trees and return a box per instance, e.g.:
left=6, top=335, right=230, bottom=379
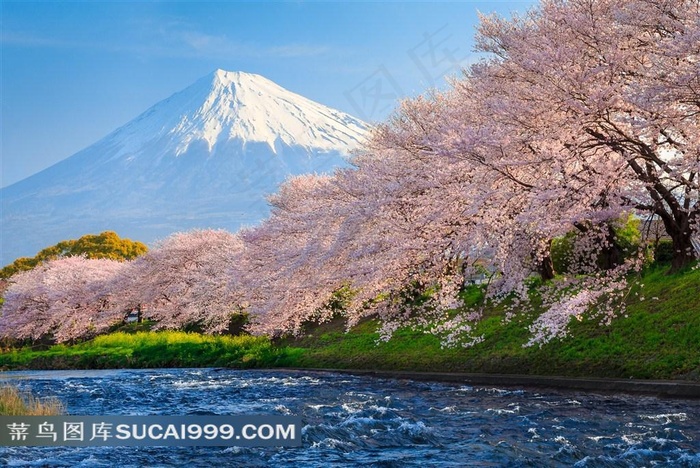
left=1, top=0, right=698, bottom=346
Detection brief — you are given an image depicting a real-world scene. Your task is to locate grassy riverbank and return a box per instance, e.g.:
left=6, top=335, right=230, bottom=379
left=282, top=267, right=700, bottom=380
left=0, top=331, right=299, bottom=370
left=0, top=267, right=698, bottom=380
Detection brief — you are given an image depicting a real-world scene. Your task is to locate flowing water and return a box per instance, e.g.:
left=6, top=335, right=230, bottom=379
left=0, top=368, right=698, bottom=467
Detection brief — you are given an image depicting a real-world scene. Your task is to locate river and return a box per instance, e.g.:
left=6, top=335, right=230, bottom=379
left=0, top=368, right=698, bottom=466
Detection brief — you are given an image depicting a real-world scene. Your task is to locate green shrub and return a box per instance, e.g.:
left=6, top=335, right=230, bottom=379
left=551, top=215, right=644, bottom=274
left=653, top=239, right=674, bottom=265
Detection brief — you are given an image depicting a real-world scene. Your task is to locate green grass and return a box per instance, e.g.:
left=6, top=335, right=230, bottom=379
left=0, top=331, right=298, bottom=370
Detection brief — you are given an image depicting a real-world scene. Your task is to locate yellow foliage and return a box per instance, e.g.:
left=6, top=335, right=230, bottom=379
left=1, top=231, right=148, bottom=279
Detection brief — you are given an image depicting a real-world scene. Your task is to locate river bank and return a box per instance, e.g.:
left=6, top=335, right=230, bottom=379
left=0, top=267, right=698, bottom=395
left=281, top=368, right=700, bottom=398
left=279, top=267, right=700, bottom=382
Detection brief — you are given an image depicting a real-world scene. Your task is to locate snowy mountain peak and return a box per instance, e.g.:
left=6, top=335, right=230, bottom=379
left=149, top=69, right=367, bottom=156
left=210, top=69, right=268, bottom=87
left=102, top=69, right=367, bottom=162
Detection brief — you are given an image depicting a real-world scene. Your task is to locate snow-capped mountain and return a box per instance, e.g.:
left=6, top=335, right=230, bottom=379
left=1, top=70, right=368, bottom=265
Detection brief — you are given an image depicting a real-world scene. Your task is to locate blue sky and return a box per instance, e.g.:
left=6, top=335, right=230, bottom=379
left=1, top=1, right=537, bottom=188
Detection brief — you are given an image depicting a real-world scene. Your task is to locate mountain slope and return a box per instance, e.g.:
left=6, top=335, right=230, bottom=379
left=1, top=70, right=367, bottom=265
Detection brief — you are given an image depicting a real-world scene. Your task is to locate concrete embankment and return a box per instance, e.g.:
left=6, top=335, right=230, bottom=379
left=280, top=368, right=700, bottom=398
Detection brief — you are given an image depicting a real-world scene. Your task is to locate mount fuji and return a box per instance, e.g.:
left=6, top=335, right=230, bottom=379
left=1, top=70, right=368, bottom=265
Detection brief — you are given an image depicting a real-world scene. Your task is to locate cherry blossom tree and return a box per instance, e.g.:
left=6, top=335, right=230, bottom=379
left=242, top=0, right=698, bottom=345
left=233, top=174, right=357, bottom=335
left=0, top=257, right=127, bottom=342
left=111, top=229, right=244, bottom=333
left=352, top=0, right=698, bottom=345
left=468, top=0, right=699, bottom=271
left=237, top=116, right=479, bottom=338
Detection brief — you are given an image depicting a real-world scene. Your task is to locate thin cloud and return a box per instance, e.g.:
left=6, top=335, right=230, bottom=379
left=1, top=31, right=83, bottom=48
left=166, top=29, right=332, bottom=59
left=267, top=44, right=331, bottom=58
left=2, top=27, right=331, bottom=60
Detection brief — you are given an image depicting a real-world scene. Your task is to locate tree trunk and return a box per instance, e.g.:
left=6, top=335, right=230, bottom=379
left=598, top=223, right=624, bottom=271
left=538, top=239, right=556, bottom=281
left=668, top=230, right=696, bottom=272
left=573, top=220, right=624, bottom=271
left=585, top=132, right=698, bottom=273
left=653, top=209, right=697, bottom=272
